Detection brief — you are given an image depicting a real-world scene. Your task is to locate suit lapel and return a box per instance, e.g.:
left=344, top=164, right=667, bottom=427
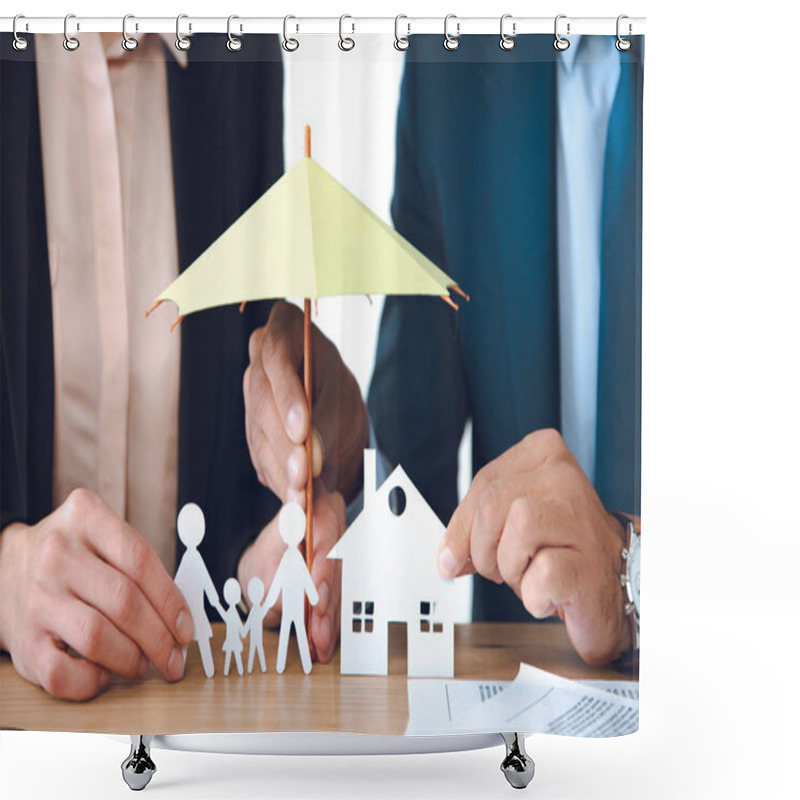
left=596, top=41, right=644, bottom=514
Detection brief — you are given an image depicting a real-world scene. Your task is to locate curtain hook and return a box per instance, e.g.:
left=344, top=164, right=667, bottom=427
left=394, top=14, right=410, bottom=51
left=499, top=13, right=516, bottom=51
left=443, top=14, right=460, bottom=51
left=122, top=14, right=139, bottom=51
left=616, top=14, right=632, bottom=51
left=63, top=13, right=80, bottom=51
left=12, top=14, right=29, bottom=51
left=227, top=15, right=243, bottom=51
left=282, top=15, right=299, bottom=51
left=175, top=14, right=191, bottom=51
left=553, top=14, right=570, bottom=51
left=338, top=14, right=355, bottom=51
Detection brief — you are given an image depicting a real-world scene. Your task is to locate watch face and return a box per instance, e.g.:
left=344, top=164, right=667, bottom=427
left=628, top=534, right=641, bottom=610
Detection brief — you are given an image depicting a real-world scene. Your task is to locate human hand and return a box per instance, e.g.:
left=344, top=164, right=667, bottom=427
left=438, top=429, right=632, bottom=665
left=0, top=489, right=194, bottom=700
left=237, top=487, right=345, bottom=664
left=243, top=301, right=369, bottom=506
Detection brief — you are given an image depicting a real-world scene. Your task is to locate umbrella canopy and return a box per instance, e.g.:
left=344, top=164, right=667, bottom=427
left=151, top=156, right=461, bottom=319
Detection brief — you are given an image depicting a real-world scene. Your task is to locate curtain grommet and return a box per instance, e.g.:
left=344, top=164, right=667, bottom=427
left=443, top=14, right=460, bottom=51
left=499, top=14, right=516, bottom=51
left=227, top=15, right=243, bottom=52
left=394, top=14, right=410, bottom=51
left=282, top=15, right=299, bottom=52
left=121, top=14, right=139, bottom=51
left=175, top=13, right=191, bottom=51
left=12, top=14, right=29, bottom=51
left=338, top=14, right=355, bottom=51
left=616, top=15, right=632, bottom=51
left=554, top=14, right=570, bottom=51
left=63, top=13, right=80, bottom=51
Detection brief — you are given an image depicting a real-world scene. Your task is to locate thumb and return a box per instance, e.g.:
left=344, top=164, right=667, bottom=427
left=438, top=504, right=475, bottom=579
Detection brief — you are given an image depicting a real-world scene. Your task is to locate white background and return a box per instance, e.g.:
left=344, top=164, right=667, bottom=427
left=2, top=1, right=799, bottom=799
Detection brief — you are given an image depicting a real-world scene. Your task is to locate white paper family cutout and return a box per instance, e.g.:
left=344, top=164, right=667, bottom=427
left=266, top=501, right=319, bottom=675
left=173, top=452, right=455, bottom=681
left=174, top=502, right=318, bottom=678
left=328, top=450, right=456, bottom=678
left=174, top=503, right=223, bottom=678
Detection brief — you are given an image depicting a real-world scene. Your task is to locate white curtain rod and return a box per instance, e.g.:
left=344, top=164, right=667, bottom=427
left=1, top=16, right=646, bottom=37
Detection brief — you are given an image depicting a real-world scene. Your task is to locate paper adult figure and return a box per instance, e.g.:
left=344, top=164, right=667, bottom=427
left=265, top=503, right=319, bottom=674
left=244, top=577, right=269, bottom=674
left=174, top=503, right=223, bottom=678
left=220, top=579, right=245, bottom=677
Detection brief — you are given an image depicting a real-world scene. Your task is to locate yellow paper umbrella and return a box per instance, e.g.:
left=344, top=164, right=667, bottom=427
left=148, top=127, right=466, bottom=644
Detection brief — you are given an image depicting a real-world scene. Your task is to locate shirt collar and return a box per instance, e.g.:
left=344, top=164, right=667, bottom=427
left=558, top=34, right=582, bottom=73
left=103, top=32, right=188, bottom=69
left=158, top=33, right=189, bottom=68
left=557, top=35, right=621, bottom=75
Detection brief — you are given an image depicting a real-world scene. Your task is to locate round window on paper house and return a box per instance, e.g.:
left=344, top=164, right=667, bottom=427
left=388, top=486, right=406, bottom=516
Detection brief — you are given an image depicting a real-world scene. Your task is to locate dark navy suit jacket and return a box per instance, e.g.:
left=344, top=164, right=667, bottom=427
left=0, top=34, right=284, bottom=593
left=368, top=36, right=644, bottom=621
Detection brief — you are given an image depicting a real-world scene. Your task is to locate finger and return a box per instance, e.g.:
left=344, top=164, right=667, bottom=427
left=495, top=496, right=565, bottom=593
left=68, top=491, right=193, bottom=653
left=262, top=302, right=308, bottom=445
left=309, top=490, right=345, bottom=662
left=66, top=547, right=181, bottom=680
left=248, top=369, right=308, bottom=499
left=238, top=516, right=286, bottom=627
left=47, top=592, right=148, bottom=680
left=439, top=455, right=518, bottom=579
left=36, top=639, right=111, bottom=701
left=519, top=547, right=580, bottom=619
left=440, top=462, right=561, bottom=581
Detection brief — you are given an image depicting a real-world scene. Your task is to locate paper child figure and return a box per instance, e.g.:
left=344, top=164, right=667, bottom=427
left=173, top=503, right=223, bottom=678
left=264, top=503, right=319, bottom=675
left=220, top=578, right=245, bottom=677
left=244, top=577, right=269, bottom=674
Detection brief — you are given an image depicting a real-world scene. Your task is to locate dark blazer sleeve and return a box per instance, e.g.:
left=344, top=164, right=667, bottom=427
left=1, top=37, right=55, bottom=533
left=166, top=35, right=285, bottom=593
left=367, top=58, right=468, bottom=527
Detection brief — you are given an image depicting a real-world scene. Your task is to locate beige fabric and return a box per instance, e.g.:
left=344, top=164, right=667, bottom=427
left=36, top=33, right=186, bottom=573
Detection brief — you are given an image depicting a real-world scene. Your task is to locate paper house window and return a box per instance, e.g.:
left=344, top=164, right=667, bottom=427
left=419, top=601, right=443, bottom=633
left=388, top=486, right=406, bottom=516
left=353, top=600, right=375, bottom=633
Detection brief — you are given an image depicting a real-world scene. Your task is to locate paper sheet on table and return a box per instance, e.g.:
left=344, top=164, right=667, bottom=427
left=406, top=664, right=638, bottom=737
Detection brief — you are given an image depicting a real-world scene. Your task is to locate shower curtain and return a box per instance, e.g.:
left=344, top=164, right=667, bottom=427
left=0, top=24, right=643, bottom=743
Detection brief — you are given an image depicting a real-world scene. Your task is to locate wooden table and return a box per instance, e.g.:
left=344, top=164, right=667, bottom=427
left=1, top=622, right=636, bottom=735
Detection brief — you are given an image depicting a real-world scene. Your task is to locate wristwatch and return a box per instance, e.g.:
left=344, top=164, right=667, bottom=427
left=620, top=520, right=640, bottom=650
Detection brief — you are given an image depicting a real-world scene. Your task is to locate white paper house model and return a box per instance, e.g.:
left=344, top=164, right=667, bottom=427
left=328, top=450, right=455, bottom=678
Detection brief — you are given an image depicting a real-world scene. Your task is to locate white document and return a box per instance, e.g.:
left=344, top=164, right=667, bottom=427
left=406, top=664, right=638, bottom=738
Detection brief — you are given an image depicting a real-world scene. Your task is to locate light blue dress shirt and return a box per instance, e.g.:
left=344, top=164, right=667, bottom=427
left=556, top=35, right=621, bottom=484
